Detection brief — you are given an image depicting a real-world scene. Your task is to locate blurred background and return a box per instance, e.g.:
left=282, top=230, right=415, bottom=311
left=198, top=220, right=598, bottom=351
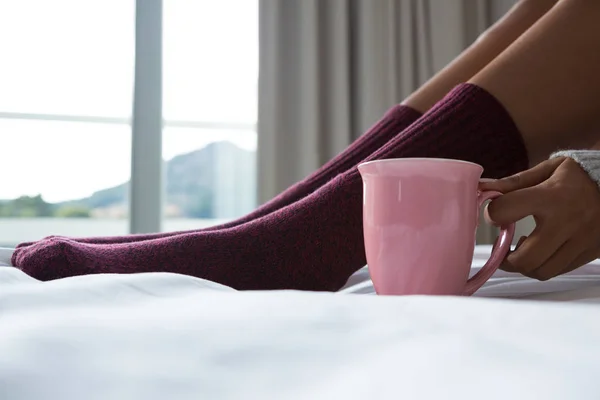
left=0, top=0, right=531, bottom=247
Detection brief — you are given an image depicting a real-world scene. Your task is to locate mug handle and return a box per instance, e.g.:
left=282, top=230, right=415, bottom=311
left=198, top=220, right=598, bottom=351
left=462, top=190, right=515, bottom=296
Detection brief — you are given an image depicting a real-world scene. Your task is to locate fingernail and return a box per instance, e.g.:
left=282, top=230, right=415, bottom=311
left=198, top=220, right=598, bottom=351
left=479, top=178, right=497, bottom=183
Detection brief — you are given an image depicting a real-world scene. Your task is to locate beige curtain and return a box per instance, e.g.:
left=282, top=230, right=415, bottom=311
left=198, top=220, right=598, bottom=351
left=257, top=0, right=521, bottom=242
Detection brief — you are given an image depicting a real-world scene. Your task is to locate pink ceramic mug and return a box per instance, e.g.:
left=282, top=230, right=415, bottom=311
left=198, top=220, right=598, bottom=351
left=358, top=158, right=515, bottom=296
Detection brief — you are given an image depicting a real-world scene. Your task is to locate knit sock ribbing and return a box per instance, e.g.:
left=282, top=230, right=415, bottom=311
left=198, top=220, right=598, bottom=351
left=13, top=84, right=528, bottom=290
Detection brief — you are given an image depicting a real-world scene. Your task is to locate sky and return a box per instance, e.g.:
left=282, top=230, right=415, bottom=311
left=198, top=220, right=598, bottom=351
left=0, top=0, right=258, bottom=203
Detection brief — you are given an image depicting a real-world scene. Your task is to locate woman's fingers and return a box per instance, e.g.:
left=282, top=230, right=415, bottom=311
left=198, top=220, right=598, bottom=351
left=503, top=222, right=572, bottom=275
left=480, top=157, right=565, bottom=194
left=484, top=157, right=600, bottom=281
left=527, top=237, right=585, bottom=281
left=486, top=186, right=542, bottom=226
left=562, top=245, right=600, bottom=276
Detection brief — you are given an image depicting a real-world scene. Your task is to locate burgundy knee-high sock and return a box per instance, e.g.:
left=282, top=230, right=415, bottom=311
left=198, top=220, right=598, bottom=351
left=15, top=105, right=421, bottom=249
left=13, top=84, right=529, bottom=290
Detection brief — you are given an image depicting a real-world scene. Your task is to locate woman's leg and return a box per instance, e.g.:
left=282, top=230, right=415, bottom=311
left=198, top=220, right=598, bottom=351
left=470, top=0, right=600, bottom=165
left=16, top=0, right=556, bottom=248
left=13, top=83, right=528, bottom=288
left=18, top=0, right=598, bottom=291
left=404, top=0, right=558, bottom=113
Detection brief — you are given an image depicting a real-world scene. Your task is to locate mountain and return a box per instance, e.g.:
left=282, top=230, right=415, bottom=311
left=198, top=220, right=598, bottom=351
left=57, top=141, right=256, bottom=219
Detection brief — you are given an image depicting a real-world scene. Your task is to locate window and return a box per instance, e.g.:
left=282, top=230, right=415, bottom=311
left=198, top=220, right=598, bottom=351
left=162, top=0, right=258, bottom=232
left=0, top=0, right=258, bottom=246
left=0, top=0, right=134, bottom=246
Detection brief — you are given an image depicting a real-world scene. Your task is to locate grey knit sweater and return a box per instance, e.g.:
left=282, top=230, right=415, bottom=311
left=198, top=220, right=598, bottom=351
left=551, top=150, right=600, bottom=188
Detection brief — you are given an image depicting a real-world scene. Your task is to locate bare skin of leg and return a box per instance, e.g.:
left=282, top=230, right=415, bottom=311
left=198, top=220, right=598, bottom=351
left=403, top=0, right=559, bottom=113
left=470, top=0, right=600, bottom=166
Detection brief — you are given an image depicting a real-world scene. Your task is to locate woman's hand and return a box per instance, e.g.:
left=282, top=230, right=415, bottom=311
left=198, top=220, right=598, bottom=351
left=480, top=157, right=600, bottom=280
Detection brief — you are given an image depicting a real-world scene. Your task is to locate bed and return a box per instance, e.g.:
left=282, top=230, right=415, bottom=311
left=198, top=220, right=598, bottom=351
left=2, top=245, right=600, bottom=399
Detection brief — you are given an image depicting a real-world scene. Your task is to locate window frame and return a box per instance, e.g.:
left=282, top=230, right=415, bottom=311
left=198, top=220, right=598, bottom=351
left=0, top=0, right=257, bottom=237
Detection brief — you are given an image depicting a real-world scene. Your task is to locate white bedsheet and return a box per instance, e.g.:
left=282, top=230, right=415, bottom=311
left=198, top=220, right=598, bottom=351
left=2, top=246, right=600, bottom=399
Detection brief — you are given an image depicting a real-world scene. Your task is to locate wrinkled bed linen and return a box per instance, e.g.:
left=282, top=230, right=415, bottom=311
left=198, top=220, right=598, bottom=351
left=2, top=246, right=600, bottom=399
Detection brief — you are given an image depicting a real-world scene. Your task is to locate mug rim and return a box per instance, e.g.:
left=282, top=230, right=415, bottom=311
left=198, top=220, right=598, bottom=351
left=358, top=157, right=482, bottom=169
